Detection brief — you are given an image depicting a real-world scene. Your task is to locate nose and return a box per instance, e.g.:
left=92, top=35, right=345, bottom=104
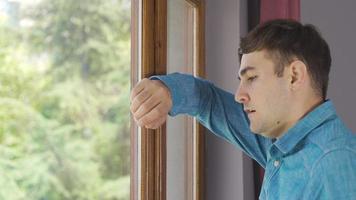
left=235, top=84, right=250, bottom=104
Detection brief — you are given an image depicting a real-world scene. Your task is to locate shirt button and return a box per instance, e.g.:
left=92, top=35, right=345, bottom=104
left=274, top=160, right=280, bottom=167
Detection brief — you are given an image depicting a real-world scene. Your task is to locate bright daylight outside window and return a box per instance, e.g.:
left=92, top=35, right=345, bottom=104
left=0, top=0, right=130, bottom=199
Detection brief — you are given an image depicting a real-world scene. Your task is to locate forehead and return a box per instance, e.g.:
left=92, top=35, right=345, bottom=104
left=238, top=50, right=275, bottom=75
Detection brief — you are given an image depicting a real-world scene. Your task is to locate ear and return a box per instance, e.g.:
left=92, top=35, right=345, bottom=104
left=287, top=60, right=307, bottom=91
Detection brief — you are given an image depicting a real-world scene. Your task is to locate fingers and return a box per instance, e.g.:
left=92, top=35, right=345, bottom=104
left=130, top=79, right=172, bottom=128
left=130, top=89, right=152, bottom=113
left=133, top=94, right=161, bottom=120
left=136, top=103, right=168, bottom=127
left=130, top=78, right=148, bottom=101
left=145, top=115, right=167, bottom=129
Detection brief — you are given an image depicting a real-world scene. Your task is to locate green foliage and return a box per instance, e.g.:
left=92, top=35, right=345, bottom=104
left=0, top=0, right=131, bottom=199
left=24, top=0, right=130, bottom=81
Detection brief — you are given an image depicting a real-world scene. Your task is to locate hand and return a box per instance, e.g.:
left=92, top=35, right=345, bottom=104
left=130, top=78, right=172, bottom=129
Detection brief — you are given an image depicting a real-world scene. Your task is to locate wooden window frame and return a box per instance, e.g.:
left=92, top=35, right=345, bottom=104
left=131, top=0, right=205, bottom=199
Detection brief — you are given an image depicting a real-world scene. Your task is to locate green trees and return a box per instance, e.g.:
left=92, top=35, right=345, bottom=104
left=0, top=0, right=130, bottom=199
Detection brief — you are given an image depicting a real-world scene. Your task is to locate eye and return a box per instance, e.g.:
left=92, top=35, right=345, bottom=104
left=247, top=76, right=258, bottom=82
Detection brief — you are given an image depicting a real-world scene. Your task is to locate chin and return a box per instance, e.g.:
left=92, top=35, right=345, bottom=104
left=249, top=126, right=260, bottom=134
left=251, top=127, right=274, bottom=138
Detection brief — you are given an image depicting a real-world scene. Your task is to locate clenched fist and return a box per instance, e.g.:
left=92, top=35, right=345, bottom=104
left=130, top=78, right=172, bottom=129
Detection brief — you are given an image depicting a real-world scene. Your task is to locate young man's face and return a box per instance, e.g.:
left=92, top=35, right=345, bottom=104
left=235, top=50, right=293, bottom=138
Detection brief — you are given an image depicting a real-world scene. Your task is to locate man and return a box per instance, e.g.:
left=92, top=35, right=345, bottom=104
left=130, top=19, right=356, bottom=199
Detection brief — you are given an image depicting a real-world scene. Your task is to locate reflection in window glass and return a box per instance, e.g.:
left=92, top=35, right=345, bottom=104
left=0, top=0, right=130, bottom=199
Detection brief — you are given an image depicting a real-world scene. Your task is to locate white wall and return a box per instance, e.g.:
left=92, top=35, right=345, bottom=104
left=301, top=0, right=356, bottom=132
left=205, top=0, right=255, bottom=199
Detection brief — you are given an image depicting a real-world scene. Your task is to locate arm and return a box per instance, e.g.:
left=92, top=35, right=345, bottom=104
left=131, top=73, right=270, bottom=167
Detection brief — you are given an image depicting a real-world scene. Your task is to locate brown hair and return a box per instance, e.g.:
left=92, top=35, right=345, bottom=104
left=239, top=19, right=331, bottom=99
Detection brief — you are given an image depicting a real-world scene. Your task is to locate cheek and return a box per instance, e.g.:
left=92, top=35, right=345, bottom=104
left=257, top=88, right=285, bottom=115
left=249, top=80, right=288, bottom=106
left=265, top=89, right=290, bottom=120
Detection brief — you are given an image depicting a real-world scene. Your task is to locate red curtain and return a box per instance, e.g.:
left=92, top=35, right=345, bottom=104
left=260, top=0, right=300, bottom=23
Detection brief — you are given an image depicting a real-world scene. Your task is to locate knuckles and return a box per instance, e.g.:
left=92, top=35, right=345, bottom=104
left=130, top=79, right=171, bottom=128
left=135, top=90, right=148, bottom=103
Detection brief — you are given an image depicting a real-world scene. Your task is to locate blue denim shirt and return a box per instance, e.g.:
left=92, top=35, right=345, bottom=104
left=152, top=73, right=356, bottom=200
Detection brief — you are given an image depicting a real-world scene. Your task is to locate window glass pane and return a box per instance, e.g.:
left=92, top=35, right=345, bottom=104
left=167, top=0, right=196, bottom=199
left=0, top=0, right=130, bottom=199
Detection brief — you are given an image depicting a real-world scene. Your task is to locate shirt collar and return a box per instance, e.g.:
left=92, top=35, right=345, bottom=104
left=273, top=100, right=337, bottom=155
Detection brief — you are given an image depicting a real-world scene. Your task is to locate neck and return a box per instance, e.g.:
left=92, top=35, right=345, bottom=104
left=274, top=96, right=324, bottom=139
left=298, top=96, right=324, bottom=121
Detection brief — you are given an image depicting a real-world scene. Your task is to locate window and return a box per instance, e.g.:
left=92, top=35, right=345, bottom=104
left=0, top=0, right=130, bottom=199
left=131, top=0, right=205, bottom=199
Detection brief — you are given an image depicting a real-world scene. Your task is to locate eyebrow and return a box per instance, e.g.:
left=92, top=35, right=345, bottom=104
left=238, top=66, right=256, bottom=80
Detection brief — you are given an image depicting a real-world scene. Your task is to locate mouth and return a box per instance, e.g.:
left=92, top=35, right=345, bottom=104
left=244, top=108, right=256, bottom=115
